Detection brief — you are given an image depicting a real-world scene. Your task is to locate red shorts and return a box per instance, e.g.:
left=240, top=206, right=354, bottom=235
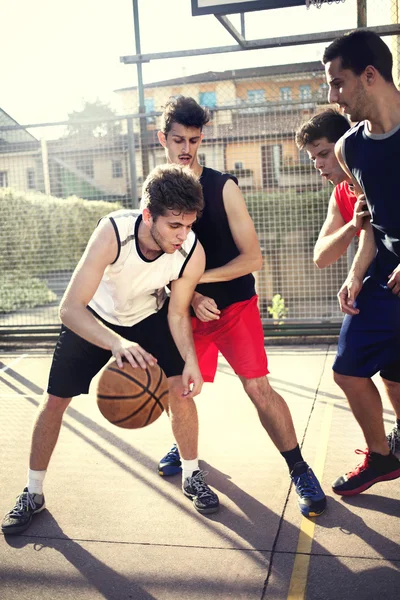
left=192, top=295, right=269, bottom=383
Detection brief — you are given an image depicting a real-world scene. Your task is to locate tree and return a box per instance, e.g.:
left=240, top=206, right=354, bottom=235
left=67, top=99, right=121, bottom=138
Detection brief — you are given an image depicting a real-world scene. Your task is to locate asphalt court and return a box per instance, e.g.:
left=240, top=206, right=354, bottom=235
left=0, top=346, right=399, bottom=600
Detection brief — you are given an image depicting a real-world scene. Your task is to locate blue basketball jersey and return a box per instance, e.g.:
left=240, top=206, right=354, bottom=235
left=342, top=121, right=400, bottom=280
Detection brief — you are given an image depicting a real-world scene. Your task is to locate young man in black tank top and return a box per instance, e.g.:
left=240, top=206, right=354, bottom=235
left=323, top=30, right=400, bottom=496
left=156, top=96, right=327, bottom=518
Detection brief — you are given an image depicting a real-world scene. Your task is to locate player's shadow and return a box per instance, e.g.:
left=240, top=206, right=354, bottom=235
left=3, top=512, right=157, bottom=600
left=197, top=460, right=284, bottom=549
left=200, top=461, right=400, bottom=567
left=302, top=494, right=400, bottom=568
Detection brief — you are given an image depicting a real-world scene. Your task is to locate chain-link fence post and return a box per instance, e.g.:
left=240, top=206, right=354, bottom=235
left=127, top=117, right=139, bottom=208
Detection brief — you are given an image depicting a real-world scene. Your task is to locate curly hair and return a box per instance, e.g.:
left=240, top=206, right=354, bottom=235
left=140, top=164, right=204, bottom=219
left=295, top=109, right=350, bottom=149
left=161, top=96, right=210, bottom=135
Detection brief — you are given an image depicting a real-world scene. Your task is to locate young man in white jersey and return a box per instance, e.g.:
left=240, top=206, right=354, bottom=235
left=156, top=96, right=327, bottom=518
left=1, top=164, right=220, bottom=536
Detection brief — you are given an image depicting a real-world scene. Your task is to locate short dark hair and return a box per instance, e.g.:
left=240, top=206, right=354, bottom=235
left=141, top=164, right=204, bottom=219
left=322, top=29, right=394, bottom=83
left=295, top=109, right=350, bottom=149
left=161, top=96, right=210, bottom=135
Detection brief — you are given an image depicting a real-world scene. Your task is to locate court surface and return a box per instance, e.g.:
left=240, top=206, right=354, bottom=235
left=0, top=344, right=399, bottom=599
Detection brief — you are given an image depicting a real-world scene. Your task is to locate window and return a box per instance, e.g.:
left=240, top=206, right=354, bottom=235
left=199, top=91, right=217, bottom=108
left=299, top=85, right=312, bottom=101
left=234, top=161, right=244, bottom=170
left=318, top=83, right=329, bottom=100
left=27, top=168, right=36, bottom=189
left=198, top=153, right=206, bottom=167
left=299, top=149, right=311, bottom=165
left=0, top=171, right=8, bottom=187
left=247, top=89, right=265, bottom=104
left=76, top=159, right=94, bottom=179
left=112, top=160, right=123, bottom=178
left=144, top=98, right=155, bottom=123
left=280, top=87, right=292, bottom=101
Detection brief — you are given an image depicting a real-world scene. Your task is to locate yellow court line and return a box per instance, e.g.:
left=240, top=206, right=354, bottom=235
left=287, top=394, right=335, bottom=600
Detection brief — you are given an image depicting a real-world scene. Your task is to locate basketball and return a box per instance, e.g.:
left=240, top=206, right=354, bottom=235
left=96, top=360, right=169, bottom=429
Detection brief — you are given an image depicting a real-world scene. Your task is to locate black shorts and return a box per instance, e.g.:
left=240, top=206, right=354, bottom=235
left=47, top=301, right=184, bottom=398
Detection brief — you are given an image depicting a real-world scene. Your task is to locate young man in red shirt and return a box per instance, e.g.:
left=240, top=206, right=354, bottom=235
left=157, top=96, right=327, bottom=518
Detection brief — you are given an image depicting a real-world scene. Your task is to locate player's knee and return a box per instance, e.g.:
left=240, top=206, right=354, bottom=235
left=167, top=376, right=189, bottom=407
left=242, top=376, right=271, bottom=403
left=381, top=377, right=400, bottom=393
left=41, top=394, right=71, bottom=414
left=333, top=371, right=367, bottom=393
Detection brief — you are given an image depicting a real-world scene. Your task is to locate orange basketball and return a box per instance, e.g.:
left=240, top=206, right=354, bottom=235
left=96, top=360, right=169, bottom=429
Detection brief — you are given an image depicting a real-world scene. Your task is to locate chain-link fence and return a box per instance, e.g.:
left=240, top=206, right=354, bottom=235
left=1, top=0, right=399, bottom=333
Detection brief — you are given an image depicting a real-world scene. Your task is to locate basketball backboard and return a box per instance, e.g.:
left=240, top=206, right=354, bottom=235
left=191, top=0, right=304, bottom=16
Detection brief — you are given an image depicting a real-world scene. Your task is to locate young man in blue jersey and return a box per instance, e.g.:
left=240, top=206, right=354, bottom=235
left=1, top=165, right=215, bottom=535
left=296, top=109, right=400, bottom=454
left=156, top=96, right=327, bottom=518
left=322, top=29, right=400, bottom=495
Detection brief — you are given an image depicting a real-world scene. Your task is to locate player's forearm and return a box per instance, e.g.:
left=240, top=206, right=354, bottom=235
left=314, top=222, right=358, bottom=269
left=59, top=303, right=122, bottom=350
left=168, top=313, right=198, bottom=364
left=347, top=225, right=376, bottom=280
left=199, top=253, right=262, bottom=283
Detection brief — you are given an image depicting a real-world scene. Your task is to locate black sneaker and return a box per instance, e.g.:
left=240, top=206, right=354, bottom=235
left=332, top=449, right=400, bottom=496
left=158, top=443, right=182, bottom=477
left=290, top=461, right=327, bottom=517
left=387, top=424, right=400, bottom=454
left=183, top=470, right=219, bottom=514
left=1, top=488, right=46, bottom=535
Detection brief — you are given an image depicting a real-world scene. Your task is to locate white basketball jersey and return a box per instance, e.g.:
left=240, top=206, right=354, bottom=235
left=89, top=210, right=197, bottom=327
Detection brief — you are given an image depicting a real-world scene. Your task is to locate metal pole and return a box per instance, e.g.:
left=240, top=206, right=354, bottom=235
left=132, top=0, right=150, bottom=180
left=240, top=13, right=245, bottom=38
left=357, top=0, right=367, bottom=28
left=127, top=118, right=138, bottom=208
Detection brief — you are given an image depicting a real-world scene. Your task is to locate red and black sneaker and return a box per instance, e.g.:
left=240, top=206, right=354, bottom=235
left=332, top=449, right=400, bottom=496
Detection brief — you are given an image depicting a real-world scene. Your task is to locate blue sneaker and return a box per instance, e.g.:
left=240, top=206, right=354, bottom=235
left=291, top=461, right=326, bottom=517
left=158, top=443, right=182, bottom=477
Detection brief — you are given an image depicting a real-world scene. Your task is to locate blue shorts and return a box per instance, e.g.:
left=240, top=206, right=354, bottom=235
left=333, top=276, right=400, bottom=382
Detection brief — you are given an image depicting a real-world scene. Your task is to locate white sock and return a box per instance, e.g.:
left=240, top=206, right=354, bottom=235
left=182, top=459, right=199, bottom=481
left=27, top=469, right=46, bottom=495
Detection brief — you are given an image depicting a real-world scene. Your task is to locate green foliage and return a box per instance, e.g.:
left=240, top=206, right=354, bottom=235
left=267, top=294, right=288, bottom=324
left=67, top=98, right=121, bottom=138
left=244, top=188, right=329, bottom=249
left=0, top=274, right=57, bottom=313
left=0, top=188, right=121, bottom=275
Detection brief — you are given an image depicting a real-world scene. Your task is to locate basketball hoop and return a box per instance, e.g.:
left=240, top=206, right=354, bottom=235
left=306, top=0, right=346, bottom=8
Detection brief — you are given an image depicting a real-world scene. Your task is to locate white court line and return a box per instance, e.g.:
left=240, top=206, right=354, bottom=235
left=0, top=394, right=42, bottom=398
left=0, top=354, right=28, bottom=373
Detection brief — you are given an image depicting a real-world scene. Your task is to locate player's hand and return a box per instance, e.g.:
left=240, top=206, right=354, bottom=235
left=337, top=275, right=363, bottom=315
left=191, top=292, right=220, bottom=322
left=351, top=194, right=370, bottom=230
left=387, top=264, right=400, bottom=295
left=181, top=359, right=203, bottom=398
left=111, top=339, right=157, bottom=369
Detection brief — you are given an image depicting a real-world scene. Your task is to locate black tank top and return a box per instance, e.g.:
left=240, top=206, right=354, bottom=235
left=193, top=167, right=256, bottom=310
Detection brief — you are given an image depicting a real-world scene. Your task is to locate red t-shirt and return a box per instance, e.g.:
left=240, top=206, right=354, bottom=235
left=333, top=181, right=360, bottom=237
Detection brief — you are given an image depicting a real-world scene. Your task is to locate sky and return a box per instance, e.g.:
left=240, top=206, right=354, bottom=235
left=0, top=0, right=392, bottom=126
